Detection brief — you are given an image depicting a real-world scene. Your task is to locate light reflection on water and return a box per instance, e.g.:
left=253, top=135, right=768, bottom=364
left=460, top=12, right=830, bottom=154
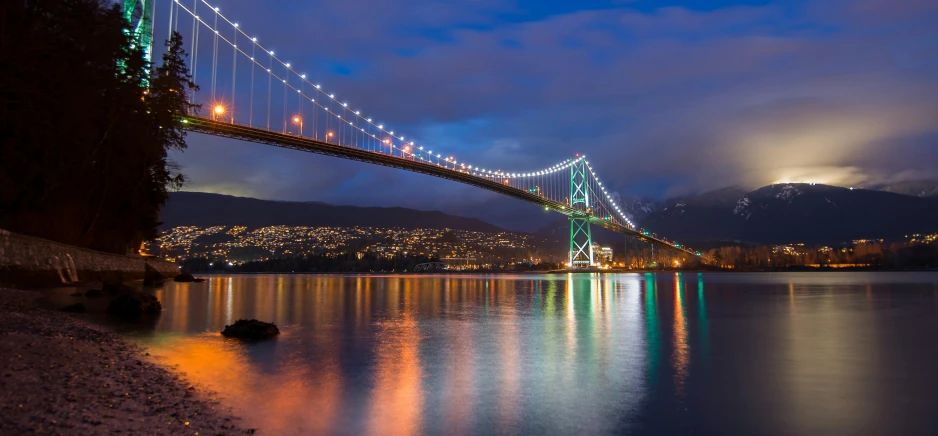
left=121, top=272, right=938, bottom=435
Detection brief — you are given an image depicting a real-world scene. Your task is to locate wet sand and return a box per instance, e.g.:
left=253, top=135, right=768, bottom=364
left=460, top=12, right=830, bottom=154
left=0, top=287, right=252, bottom=435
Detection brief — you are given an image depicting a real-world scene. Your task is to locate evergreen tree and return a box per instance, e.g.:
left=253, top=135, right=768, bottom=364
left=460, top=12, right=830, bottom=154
left=1, top=0, right=196, bottom=254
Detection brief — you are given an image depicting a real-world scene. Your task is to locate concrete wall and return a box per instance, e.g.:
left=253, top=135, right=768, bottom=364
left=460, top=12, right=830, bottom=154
left=0, top=229, right=179, bottom=287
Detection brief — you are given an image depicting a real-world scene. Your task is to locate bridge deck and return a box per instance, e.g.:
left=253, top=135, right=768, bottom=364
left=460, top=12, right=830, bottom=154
left=184, top=117, right=697, bottom=257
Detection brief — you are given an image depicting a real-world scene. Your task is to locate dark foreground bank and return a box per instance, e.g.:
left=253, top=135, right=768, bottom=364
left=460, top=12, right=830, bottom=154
left=0, top=287, right=251, bottom=434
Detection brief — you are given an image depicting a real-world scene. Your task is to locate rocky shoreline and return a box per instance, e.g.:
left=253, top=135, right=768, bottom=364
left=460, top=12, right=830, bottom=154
left=0, top=287, right=251, bottom=435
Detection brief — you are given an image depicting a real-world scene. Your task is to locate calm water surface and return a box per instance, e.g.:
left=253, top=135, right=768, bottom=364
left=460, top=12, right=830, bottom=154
left=121, top=272, right=938, bottom=435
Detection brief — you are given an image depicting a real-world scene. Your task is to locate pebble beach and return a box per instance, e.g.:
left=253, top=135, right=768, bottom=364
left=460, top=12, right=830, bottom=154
left=0, top=287, right=251, bottom=435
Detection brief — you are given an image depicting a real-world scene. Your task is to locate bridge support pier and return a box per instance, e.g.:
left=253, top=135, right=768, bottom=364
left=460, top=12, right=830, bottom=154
left=568, top=158, right=594, bottom=267
left=569, top=218, right=594, bottom=267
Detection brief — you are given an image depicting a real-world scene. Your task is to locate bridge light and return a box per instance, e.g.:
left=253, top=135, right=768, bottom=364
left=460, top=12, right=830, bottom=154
left=292, top=116, right=301, bottom=124
left=329, top=94, right=335, bottom=98
left=355, top=111, right=360, bottom=115
left=418, top=146, right=423, bottom=150
left=234, top=23, right=239, bottom=28
left=315, top=84, right=321, bottom=89
left=252, top=37, right=257, bottom=42
left=342, top=102, right=348, bottom=107
left=301, top=74, right=306, bottom=79
left=378, top=124, right=383, bottom=129
left=326, top=131, right=334, bottom=137
left=213, top=104, right=225, bottom=116
left=269, top=50, right=274, bottom=55
left=285, top=63, right=291, bottom=67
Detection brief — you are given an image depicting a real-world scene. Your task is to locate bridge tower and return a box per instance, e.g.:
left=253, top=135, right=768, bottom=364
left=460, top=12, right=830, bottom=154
left=121, top=0, right=155, bottom=67
left=569, top=158, right=594, bottom=267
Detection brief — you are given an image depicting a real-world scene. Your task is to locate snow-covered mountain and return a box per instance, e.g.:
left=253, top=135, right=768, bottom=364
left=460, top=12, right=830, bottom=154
left=640, top=183, right=938, bottom=244
left=879, top=180, right=938, bottom=198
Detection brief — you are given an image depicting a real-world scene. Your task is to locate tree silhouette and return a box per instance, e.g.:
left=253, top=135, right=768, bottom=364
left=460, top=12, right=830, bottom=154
left=1, top=0, right=196, bottom=254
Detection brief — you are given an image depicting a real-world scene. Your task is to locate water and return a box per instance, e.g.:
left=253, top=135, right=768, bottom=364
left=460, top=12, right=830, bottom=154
left=120, top=272, right=938, bottom=435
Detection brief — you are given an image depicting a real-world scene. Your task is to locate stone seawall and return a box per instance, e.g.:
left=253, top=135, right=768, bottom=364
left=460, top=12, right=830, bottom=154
left=0, top=229, right=178, bottom=287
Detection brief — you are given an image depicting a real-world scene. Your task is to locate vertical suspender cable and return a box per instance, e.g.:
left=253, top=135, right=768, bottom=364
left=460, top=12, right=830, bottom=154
left=167, top=0, right=174, bottom=42
left=211, top=9, right=218, bottom=104
left=188, top=0, right=197, bottom=109
left=231, top=26, right=236, bottom=123
left=192, top=1, right=199, bottom=97
left=249, top=43, right=254, bottom=126
left=266, top=53, right=271, bottom=131
left=282, top=72, right=287, bottom=134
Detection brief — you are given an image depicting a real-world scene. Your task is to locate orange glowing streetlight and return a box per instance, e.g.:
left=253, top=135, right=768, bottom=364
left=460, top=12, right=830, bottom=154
left=212, top=104, right=225, bottom=120
left=326, top=131, right=334, bottom=143
left=292, top=115, right=302, bottom=136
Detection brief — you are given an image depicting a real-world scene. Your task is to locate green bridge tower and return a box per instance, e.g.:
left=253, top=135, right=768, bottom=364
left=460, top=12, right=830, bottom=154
left=569, top=158, right=594, bottom=267
left=122, top=0, right=155, bottom=67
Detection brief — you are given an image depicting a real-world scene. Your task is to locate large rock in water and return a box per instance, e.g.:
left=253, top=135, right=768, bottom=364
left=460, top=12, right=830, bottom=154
left=107, top=293, right=162, bottom=317
left=221, top=319, right=280, bottom=340
left=173, top=272, right=195, bottom=282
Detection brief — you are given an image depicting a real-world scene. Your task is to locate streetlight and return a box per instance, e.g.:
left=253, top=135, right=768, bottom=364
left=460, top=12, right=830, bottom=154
left=213, top=104, right=225, bottom=120
left=292, top=115, right=302, bottom=136
left=326, top=131, right=334, bottom=143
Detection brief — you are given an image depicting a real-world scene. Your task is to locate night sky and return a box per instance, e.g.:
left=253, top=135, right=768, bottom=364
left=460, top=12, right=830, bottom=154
left=171, top=0, right=938, bottom=230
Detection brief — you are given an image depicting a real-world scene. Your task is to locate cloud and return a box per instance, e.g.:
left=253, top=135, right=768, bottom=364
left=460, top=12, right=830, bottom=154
left=168, top=0, right=938, bottom=228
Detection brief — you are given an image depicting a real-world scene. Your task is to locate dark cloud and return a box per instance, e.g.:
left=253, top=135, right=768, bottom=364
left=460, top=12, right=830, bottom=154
left=168, top=0, right=938, bottom=229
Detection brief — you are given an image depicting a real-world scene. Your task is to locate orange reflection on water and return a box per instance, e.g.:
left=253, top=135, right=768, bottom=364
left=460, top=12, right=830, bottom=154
left=672, top=274, right=689, bottom=398
left=145, top=334, right=343, bottom=434
left=367, top=311, right=424, bottom=436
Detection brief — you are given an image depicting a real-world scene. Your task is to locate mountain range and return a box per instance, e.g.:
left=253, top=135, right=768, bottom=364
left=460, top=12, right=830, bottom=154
left=640, top=183, right=938, bottom=244
left=163, top=181, right=938, bottom=246
left=160, top=192, right=503, bottom=232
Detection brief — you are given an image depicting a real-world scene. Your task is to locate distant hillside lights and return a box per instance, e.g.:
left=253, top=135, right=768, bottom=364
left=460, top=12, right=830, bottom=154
left=147, top=225, right=540, bottom=264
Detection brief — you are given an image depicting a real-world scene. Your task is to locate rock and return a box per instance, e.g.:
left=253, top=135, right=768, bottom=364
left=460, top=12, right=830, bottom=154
left=221, top=319, right=280, bottom=340
left=62, top=303, right=86, bottom=313
left=173, top=272, right=195, bottom=283
left=143, top=264, right=167, bottom=286
left=103, top=283, right=134, bottom=295
left=84, top=289, right=104, bottom=298
left=107, top=293, right=162, bottom=318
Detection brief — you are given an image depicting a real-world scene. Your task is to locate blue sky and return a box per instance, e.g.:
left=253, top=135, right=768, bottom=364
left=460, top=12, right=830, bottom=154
left=164, top=0, right=938, bottom=230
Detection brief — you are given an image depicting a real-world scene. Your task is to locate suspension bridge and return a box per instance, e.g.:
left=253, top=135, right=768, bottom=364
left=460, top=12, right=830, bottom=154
left=124, top=0, right=703, bottom=267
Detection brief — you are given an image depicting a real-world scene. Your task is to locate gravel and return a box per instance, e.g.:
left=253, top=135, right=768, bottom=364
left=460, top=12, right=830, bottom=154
left=0, top=287, right=253, bottom=435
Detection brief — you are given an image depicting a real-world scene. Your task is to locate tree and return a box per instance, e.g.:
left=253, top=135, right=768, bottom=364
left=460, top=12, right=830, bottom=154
left=0, top=0, right=195, bottom=254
